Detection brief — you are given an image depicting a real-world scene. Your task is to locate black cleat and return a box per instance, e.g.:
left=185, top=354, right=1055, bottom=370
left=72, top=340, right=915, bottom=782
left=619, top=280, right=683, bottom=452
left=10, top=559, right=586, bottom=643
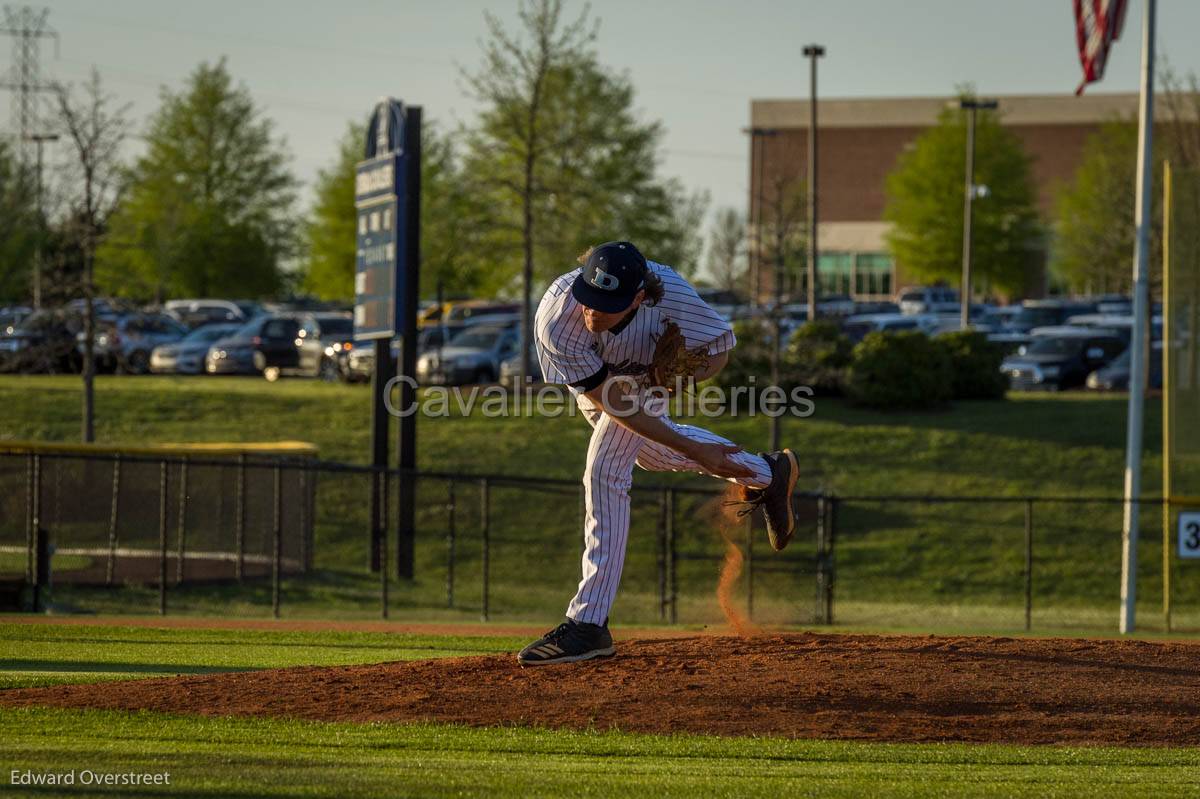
left=517, top=619, right=615, bottom=666
left=730, top=449, right=800, bottom=552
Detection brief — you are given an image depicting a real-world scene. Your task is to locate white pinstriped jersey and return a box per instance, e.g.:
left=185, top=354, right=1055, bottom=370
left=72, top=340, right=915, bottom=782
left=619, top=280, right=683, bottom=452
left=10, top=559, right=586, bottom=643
left=534, top=261, right=735, bottom=391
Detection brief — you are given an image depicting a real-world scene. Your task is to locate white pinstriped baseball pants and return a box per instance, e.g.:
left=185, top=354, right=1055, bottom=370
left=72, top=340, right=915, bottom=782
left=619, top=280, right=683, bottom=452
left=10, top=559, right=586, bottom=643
left=566, top=402, right=773, bottom=625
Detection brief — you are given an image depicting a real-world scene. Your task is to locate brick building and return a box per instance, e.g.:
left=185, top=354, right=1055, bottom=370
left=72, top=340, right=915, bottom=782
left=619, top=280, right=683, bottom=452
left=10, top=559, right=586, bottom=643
left=746, top=92, right=1149, bottom=302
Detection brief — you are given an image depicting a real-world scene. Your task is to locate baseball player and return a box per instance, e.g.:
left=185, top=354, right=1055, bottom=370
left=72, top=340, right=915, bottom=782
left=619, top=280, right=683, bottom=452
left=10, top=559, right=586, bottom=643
left=517, top=241, right=800, bottom=666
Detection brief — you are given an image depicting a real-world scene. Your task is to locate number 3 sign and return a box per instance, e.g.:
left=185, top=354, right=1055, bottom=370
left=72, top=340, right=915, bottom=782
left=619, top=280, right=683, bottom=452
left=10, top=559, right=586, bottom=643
left=1181, top=511, right=1200, bottom=559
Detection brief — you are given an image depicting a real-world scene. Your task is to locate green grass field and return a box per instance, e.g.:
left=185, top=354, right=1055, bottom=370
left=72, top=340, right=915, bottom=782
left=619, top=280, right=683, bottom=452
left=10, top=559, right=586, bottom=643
left=1, top=375, right=1193, bottom=634
left=2, top=621, right=1199, bottom=798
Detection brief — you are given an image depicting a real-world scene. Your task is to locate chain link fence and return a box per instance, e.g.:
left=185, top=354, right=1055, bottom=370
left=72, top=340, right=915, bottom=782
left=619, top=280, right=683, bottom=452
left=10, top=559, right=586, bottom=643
left=0, top=447, right=1191, bottom=632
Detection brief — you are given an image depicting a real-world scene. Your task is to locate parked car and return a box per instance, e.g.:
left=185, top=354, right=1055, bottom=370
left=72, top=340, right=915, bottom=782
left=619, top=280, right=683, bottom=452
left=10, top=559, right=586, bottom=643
left=841, top=313, right=936, bottom=344
left=1064, top=313, right=1162, bottom=344
left=312, top=314, right=356, bottom=381
left=82, top=313, right=190, bottom=374
left=150, top=323, right=242, bottom=375
left=0, top=306, right=32, bottom=335
left=499, top=346, right=542, bottom=384
left=1007, top=299, right=1097, bottom=334
left=442, top=301, right=521, bottom=326
left=1086, top=342, right=1164, bottom=391
left=696, top=288, right=747, bottom=321
left=897, top=286, right=959, bottom=315
left=416, top=321, right=519, bottom=385
left=973, top=306, right=1022, bottom=334
left=206, top=315, right=296, bottom=376
left=164, top=299, right=253, bottom=329
left=1000, top=327, right=1126, bottom=391
left=0, top=308, right=83, bottom=373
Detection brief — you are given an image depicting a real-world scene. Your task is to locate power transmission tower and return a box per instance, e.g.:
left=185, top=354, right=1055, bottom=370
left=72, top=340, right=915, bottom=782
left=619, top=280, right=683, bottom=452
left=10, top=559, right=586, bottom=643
left=1, top=4, right=58, bottom=164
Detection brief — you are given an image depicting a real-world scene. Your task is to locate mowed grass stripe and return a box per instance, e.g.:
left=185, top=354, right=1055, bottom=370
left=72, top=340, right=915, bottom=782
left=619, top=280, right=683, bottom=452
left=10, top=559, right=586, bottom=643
left=2, top=709, right=1199, bottom=798
left=0, top=623, right=527, bottom=689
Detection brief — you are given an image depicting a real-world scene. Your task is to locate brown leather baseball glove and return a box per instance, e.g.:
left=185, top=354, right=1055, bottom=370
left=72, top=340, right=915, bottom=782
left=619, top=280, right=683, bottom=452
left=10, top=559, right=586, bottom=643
left=647, top=319, right=711, bottom=391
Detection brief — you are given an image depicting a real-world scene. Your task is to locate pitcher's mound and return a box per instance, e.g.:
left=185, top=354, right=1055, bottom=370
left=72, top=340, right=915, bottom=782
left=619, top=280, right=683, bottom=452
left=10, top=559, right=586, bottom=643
left=5, top=633, right=1200, bottom=746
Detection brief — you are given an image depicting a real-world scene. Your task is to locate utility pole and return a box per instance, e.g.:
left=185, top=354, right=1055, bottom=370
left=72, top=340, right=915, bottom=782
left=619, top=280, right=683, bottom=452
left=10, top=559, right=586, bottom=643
left=802, top=45, right=824, bottom=322
left=1, top=5, right=58, bottom=164
left=958, top=97, right=997, bottom=328
left=24, top=131, right=55, bottom=309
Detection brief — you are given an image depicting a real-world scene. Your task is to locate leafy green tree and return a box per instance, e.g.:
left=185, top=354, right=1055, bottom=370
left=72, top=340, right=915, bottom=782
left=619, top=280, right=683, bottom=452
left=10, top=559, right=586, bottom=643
left=96, top=59, right=296, bottom=301
left=1051, top=118, right=1164, bottom=294
left=301, top=121, right=484, bottom=302
left=884, top=99, right=1041, bottom=297
left=464, top=0, right=707, bottom=377
left=0, top=141, right=36, bottom=303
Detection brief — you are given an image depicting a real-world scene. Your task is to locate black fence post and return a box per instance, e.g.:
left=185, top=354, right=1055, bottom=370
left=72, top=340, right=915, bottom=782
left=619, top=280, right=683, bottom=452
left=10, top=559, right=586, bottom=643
left=746, top=514, right=755, bottom=621
left=380, top=471, right=389, bottom=620
left=25, top=453, right=38, bottom=584
left=446, top=479, right=456, bottom=609
left=272, top=464, right=282, bottom=619
left=32, top=526, right=48, bottom=613
left=1024, top=499, right=1034, bottom=632
left=667, top=488, right=677, bottom=625
left=826, top=497, right=837, bottom=626
left=815, top=494, right=827, bottom=624
left=480, top=478, right=490, bottom=622
left=106, top=455, right=120, bottom=586
left=158, top=461, right=168, bottom=616
left=306, top=462, right=317, bottom=573
left=176, top=457, right=188, bottom=585
left=235, top=454, right=246, bottom=583
left=298, top=466, right=308, bottom=575
left=657, top=488, right=667, bottom=622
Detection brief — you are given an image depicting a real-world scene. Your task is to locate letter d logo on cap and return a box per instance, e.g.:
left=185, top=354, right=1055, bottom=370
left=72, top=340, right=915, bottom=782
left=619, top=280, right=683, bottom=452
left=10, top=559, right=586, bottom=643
left=589, top=267, right=619, bottom=291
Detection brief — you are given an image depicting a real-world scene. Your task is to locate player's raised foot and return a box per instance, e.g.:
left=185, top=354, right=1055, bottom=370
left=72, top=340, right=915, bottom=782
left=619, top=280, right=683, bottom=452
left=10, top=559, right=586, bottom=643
left=734, top=449, right=800, bottom=551
left=517, top=619, right=615, bottom=666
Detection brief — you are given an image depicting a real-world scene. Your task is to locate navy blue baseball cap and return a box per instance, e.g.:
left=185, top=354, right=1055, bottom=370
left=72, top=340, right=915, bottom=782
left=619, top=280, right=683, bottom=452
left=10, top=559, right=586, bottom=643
left=571, top=241, right=649, bottom=313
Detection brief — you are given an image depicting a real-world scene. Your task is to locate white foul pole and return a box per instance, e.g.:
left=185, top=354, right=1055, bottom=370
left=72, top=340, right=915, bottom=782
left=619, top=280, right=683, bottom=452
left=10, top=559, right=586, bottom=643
left=1120, top=0, right=1156, bottom=635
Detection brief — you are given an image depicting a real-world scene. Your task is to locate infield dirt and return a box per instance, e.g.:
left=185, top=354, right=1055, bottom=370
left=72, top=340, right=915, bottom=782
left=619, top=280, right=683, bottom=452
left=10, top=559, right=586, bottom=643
left=4, top=632, right=1200, bottom=746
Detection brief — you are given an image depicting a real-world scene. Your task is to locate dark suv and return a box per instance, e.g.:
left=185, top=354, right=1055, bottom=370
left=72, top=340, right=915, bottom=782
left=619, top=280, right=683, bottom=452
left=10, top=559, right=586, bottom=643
left=205, top=313, right=354, bottom=380
left=1000, top=327, right=1126, bottom=391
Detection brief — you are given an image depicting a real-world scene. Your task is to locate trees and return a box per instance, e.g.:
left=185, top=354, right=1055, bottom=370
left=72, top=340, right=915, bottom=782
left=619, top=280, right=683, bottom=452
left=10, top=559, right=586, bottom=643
left=96, top=59, right=296, bottom=301
left=302, top=121, right=482, bottom=302
left=464, top=0, right=707, bottom=378
left=54, top=68, right=131, bottom=441
left=884, top=100, right=1041, bottom=297
left=705, top=207, right=747, bottom=295
left=0, top=141, right=36, bottom=303
left=1050, top=118, right=1163, bottom=294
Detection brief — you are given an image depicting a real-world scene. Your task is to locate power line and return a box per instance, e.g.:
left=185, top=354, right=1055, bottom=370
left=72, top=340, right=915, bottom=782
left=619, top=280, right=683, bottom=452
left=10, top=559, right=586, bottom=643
left=0, top=4, right=58, bottom=163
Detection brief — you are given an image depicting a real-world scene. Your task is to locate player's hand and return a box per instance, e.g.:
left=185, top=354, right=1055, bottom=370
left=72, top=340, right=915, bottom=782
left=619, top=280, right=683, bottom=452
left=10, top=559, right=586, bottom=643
left=689, top=442, right=756, bottom=479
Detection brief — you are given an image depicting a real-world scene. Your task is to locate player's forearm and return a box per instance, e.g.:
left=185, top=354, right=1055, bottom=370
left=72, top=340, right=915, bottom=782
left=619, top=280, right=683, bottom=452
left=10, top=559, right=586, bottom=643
left=583, top=381, right=699, bottom=459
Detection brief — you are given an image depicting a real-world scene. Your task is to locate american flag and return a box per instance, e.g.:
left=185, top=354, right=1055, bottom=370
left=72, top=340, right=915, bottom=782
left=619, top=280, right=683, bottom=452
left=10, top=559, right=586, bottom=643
left=1074, top=0, right=1129, bottom=95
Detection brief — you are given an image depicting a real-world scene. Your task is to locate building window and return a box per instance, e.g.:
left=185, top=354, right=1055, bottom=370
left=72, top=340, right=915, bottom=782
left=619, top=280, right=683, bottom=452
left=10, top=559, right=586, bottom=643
left=855, top=253, right=894, bottom=298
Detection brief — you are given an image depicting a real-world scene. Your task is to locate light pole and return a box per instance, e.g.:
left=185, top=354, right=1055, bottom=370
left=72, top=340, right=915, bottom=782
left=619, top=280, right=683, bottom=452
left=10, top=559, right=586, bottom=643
left=24, top=132, right=58, bottom=310
left=958, top=98, right=997, bottom=327
left=802, top=44, right=825, bottom=321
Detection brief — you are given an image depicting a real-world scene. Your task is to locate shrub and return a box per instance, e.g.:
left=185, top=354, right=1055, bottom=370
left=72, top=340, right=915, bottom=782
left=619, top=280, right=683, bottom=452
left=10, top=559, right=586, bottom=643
left=845, top=331, right=953, bottom=409
left=785, top=320, right=852, bottom=396
left=938, top=330, right=1008, bottom=399
left=710, top=318, right=773, bottom=390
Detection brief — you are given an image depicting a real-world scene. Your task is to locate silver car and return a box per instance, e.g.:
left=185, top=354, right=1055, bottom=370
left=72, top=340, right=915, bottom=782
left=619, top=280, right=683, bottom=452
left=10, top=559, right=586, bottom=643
left=151, top=323, right=242, bottom=375
left=416, top=322, right=519, bottom=386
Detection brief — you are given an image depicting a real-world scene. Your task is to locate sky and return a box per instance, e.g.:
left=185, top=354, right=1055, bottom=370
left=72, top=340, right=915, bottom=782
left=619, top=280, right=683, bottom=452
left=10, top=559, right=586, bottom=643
left=8, top=0, right=1199, bottom=249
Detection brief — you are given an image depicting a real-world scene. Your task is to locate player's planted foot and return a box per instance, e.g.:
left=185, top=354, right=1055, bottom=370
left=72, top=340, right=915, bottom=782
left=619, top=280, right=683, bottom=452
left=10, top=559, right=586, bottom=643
left=732, top=449, right=800, bottom=551
left=517, top=619, right=615, bottom=666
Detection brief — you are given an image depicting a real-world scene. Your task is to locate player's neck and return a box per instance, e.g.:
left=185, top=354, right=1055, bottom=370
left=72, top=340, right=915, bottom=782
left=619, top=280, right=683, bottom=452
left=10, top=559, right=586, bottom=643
left=607, top=306, right=639, bottom=336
